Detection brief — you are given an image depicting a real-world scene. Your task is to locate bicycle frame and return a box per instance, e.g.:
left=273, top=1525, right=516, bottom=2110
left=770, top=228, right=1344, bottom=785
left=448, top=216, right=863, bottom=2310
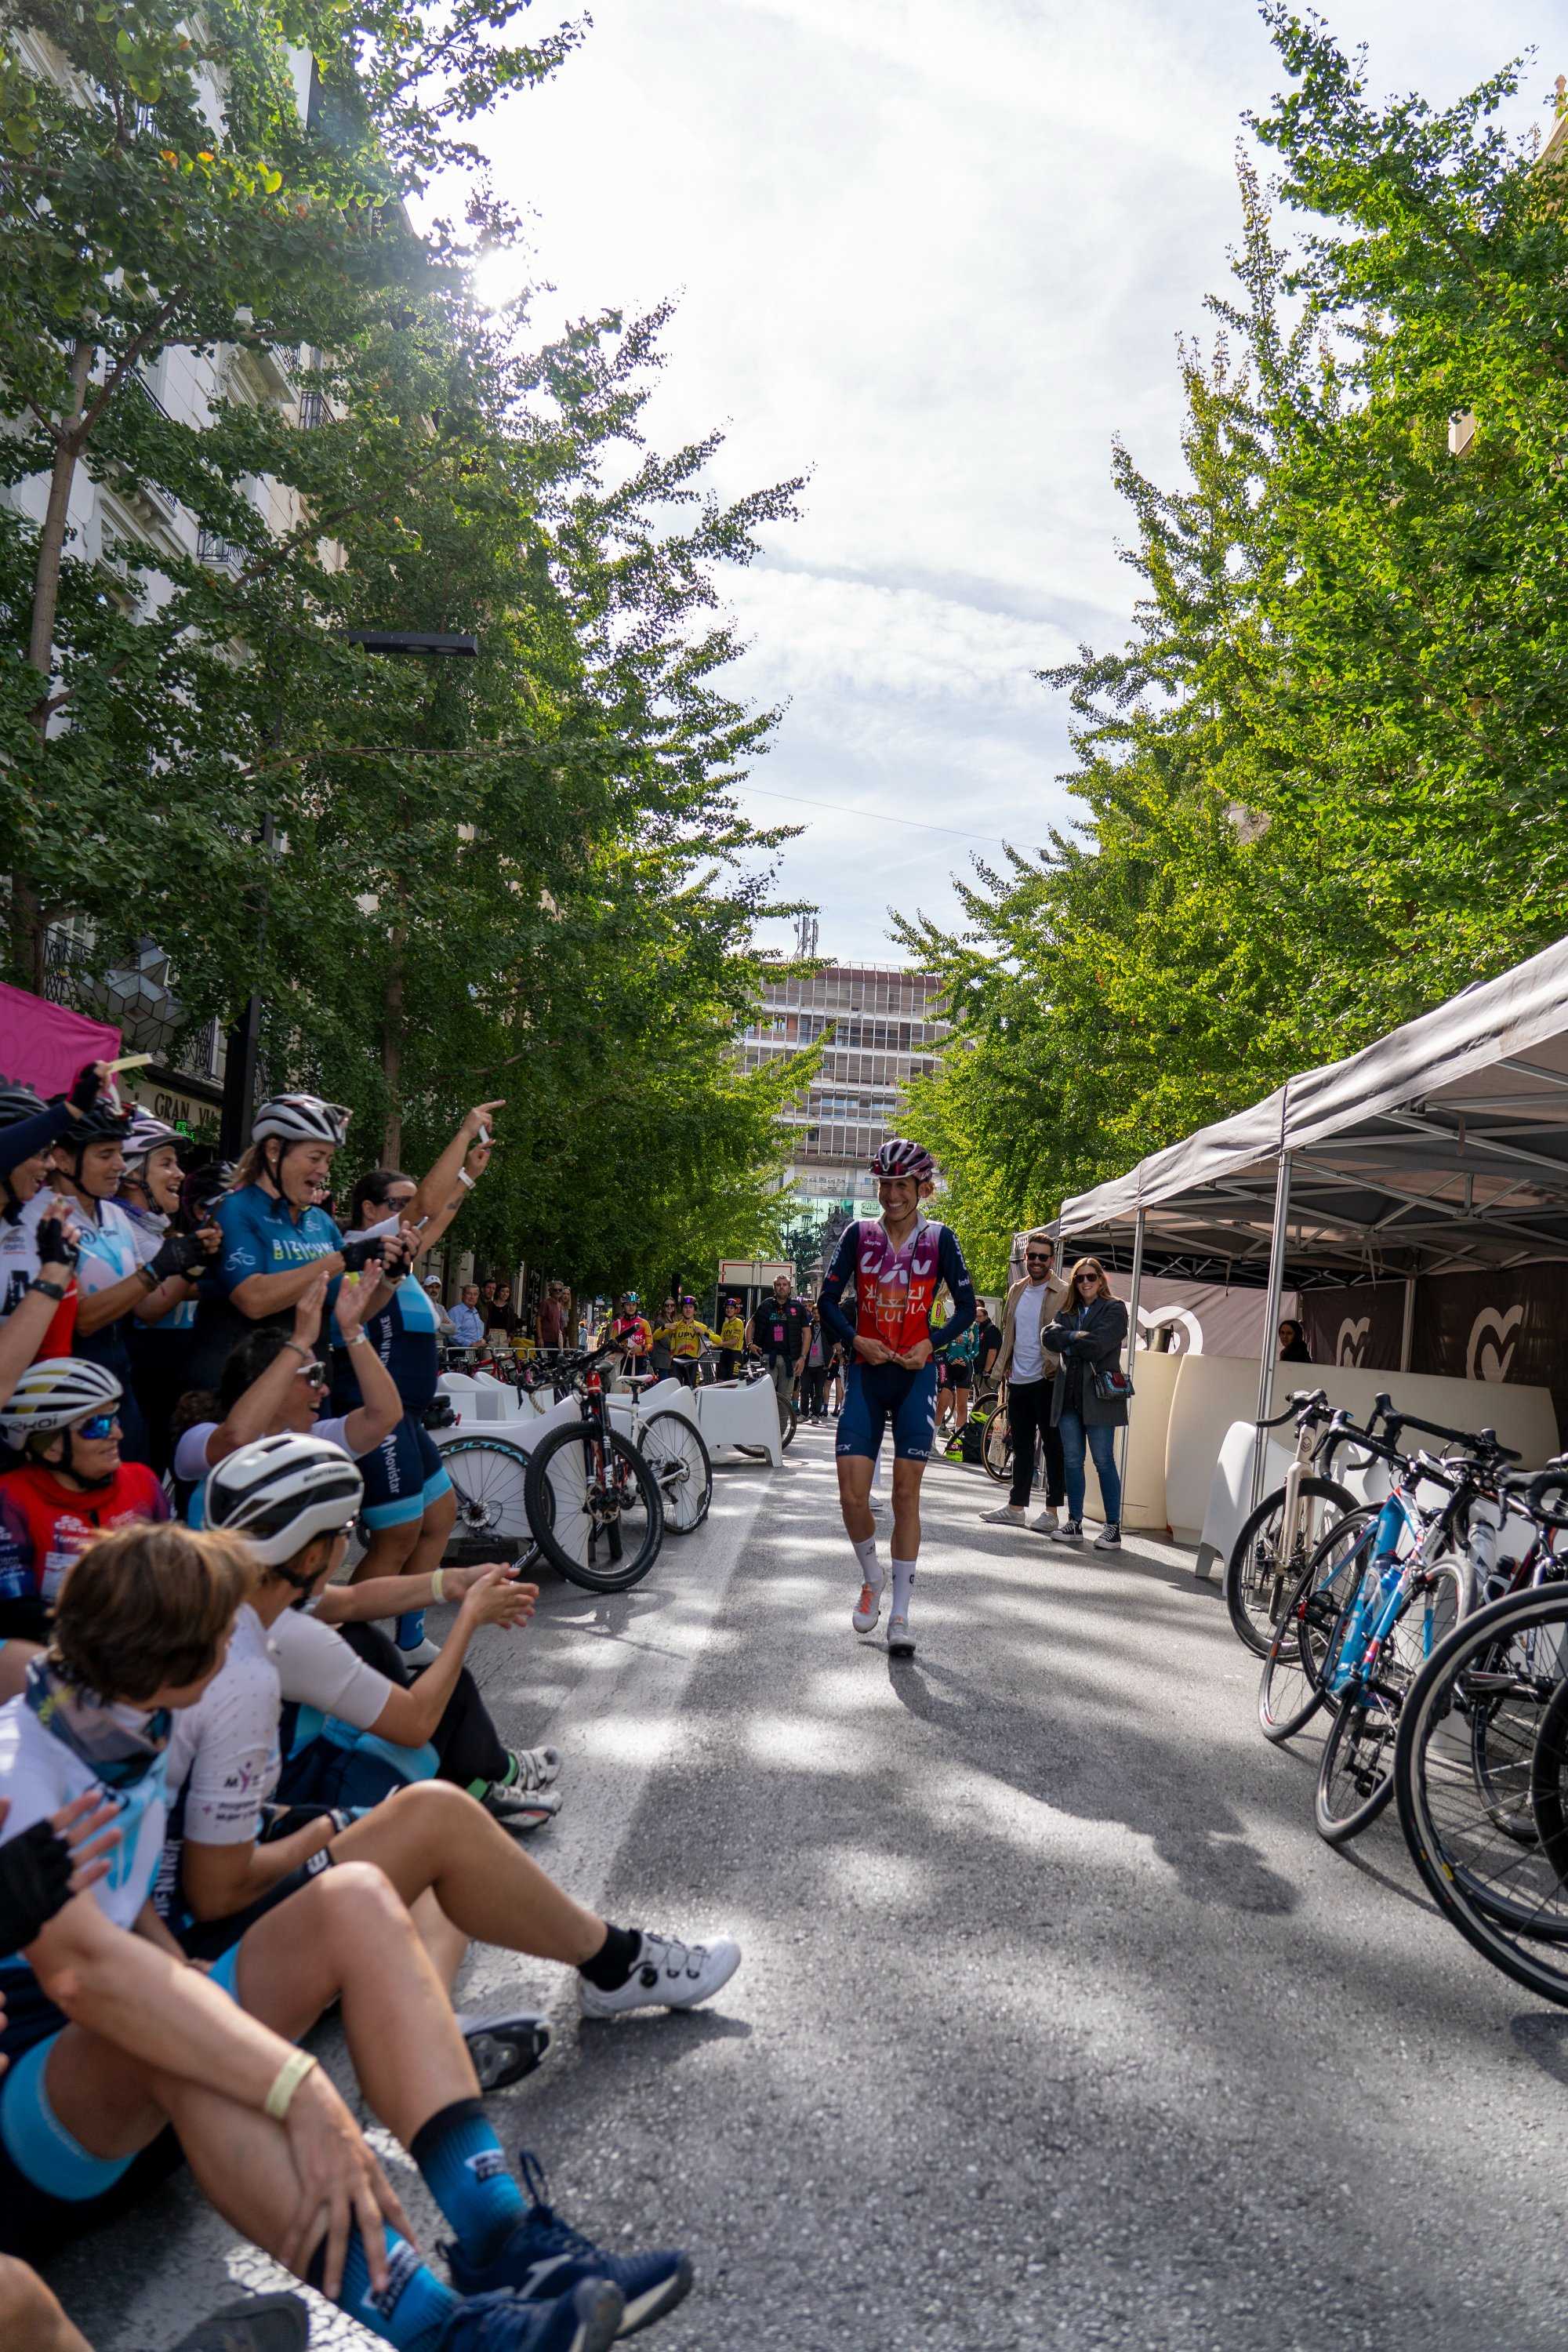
left=1327, top=1467, right=1465, bottom=1702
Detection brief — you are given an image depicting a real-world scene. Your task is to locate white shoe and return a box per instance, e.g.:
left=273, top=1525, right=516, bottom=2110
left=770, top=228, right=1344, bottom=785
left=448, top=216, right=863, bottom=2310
left=887, top=1615, right=916, bottom=1657
left=507, top=1744, right=562, bottom=1790
left=852, top=1577, right=884, bottom=1634
left=1029, top=1508, right=1061, bottom=1534
left=1093, top=1523, right=1123, bottom=1551
left=396, top=1635, right=443, bottom=1669
left=579, top=1930, right=742, bottom=2017
left=980, top=1504, right=1025, bottom=1526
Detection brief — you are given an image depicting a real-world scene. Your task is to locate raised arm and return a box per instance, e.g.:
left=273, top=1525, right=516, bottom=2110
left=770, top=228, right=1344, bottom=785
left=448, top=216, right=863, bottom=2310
left=411, top=1101, right=504, bottom=1225
left=332, top=1272, right=405, bottom=1456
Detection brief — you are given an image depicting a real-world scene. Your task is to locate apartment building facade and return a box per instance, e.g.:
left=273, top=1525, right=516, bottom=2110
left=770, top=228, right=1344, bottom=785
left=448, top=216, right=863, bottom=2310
left=741, top=961, right=949, bottom=1224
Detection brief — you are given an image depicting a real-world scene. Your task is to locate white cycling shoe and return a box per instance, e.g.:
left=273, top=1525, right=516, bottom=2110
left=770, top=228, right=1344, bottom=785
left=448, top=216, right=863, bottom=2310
left=887, top=1615, right=916, bottom=1657
left=579, top=1930, right=742, bottom=2018
left=852, top=1577, right=884, bottom=1634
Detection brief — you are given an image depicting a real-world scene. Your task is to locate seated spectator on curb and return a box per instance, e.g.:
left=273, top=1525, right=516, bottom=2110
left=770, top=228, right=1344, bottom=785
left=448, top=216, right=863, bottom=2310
left=0, top=1359, right=169, bottom=1650
left=0, top=1519, right=699, bottom=2350
left=49, top=1100, right=216, bottom=1465
left=335, top=1110, right=500, bottom=1661
left=0, top=1791, right=311, bottom=2352
left=188, top=1094, right=397, bottom=1391
left=116, top=1113, right=223, bottom=1475
left=172, top=1279, right=553, bottom=1825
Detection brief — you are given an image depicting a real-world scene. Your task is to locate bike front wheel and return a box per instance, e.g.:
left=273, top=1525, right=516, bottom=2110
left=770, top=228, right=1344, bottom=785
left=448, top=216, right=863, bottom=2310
left=1226, top=1476, right=1357, bottom=1657
left=523, top=1423, right=664, bottom=1592
left=1315, top=1557, right=1469, bottom=1846
left=1258, top=1505, right=1376, bottom=1744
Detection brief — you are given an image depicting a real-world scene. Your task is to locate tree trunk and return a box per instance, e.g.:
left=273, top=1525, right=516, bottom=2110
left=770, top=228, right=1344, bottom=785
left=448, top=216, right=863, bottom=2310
left=381, top=921, right=405, bottom=1167
left=14, top=338, right=95, bottom=992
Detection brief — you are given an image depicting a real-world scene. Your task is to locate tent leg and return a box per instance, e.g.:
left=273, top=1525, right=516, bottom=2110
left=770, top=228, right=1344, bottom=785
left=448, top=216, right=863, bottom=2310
left=1399, top=1276, right=1416, bottom=1374
left=1250, top=1152, right=1294, bottom=1508
left=1119, top=1207, right=1145, bottom=1508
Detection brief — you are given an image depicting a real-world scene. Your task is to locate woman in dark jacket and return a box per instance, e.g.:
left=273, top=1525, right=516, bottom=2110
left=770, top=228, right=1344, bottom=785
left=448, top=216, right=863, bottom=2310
left=1042, top=1257, right=1130, bottom=1552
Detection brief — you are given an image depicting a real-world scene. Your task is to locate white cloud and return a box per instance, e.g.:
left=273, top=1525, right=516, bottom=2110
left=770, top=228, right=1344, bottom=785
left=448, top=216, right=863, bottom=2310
left=447, top=0, right=1550, bottom=956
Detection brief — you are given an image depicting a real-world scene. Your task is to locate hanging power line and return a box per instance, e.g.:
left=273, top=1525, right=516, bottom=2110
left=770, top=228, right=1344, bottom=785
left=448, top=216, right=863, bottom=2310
left=740, top=783, right=1019, bottom=849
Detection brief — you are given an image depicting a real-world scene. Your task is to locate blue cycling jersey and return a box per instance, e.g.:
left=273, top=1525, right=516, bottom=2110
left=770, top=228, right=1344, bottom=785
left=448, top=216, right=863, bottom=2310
left=332, top=1229, right=441, bottom=1413
left=209, top=1185, right=344, bottom=1299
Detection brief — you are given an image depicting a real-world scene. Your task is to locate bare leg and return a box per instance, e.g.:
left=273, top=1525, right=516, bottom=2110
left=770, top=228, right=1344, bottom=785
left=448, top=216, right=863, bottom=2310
left=953, top=1389, right=969, bottom=1435
left=891, top=1458, right=924, bottom=1562
left=0, top=2258, right=91, bottom=2352
left=411, top=1886, right=470, bottom=1992
left=350, top=1514, right=420, bottom=1588
left=405, top=1486, right=456, bottom=1581
left=837, top=1454, right=874, bottom=1544
left=330, top=1782, right=605, bottom=1965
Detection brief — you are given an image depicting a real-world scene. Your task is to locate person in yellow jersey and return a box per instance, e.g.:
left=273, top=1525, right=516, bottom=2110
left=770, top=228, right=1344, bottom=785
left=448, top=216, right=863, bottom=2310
left=653, top=1296, right=722, bottom=1389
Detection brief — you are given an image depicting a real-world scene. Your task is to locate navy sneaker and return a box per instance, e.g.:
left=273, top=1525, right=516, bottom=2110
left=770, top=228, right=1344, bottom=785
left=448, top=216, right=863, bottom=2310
left=446, top=2152, right=693, bottom=2338
left=437, top=2281, right=624, bottom=2352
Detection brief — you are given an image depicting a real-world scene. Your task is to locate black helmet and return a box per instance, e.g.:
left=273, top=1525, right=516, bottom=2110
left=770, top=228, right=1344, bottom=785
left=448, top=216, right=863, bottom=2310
left=0, top=1077, right=46, bottom=1131
left=56, top=1100, right=133, bottom=1149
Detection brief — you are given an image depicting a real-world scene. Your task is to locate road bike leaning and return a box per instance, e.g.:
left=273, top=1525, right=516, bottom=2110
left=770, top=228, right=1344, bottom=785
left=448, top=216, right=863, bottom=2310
left=1224, top=1388, right=1359, bottom=1656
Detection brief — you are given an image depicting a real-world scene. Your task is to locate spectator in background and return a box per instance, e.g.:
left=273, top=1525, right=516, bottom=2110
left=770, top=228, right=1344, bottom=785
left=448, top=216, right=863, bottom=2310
left=423, top=1276, right=456, bottom=1338
left=980, top=1229, right=1069, bottom=1536
left=649, top=1300, right=677, bottom=1383
left=716, top=1298, right=745, bottom=1380
left=800, top=1301, right=832, bottom=1421
left=973, top=1301, right=1002, bottom=1390
left=535, top=1282, right=566, bottom=1352
left=1041, top=1256, right=1130, bottom=1552
left=1279, top=1318, right=1312, bottom=1363
left=747, top=1273, right=811, bottom=1412
left=485, top=1279, right=519, bottom=1340
left=448, top=1285, right=485, bottom=1348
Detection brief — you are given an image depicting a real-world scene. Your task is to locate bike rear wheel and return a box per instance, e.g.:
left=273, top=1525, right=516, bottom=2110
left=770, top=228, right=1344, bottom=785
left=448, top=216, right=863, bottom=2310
left=1226, top=1477, right=1357, bottom=1657
left=982, top=1407, right=1013, bottom=1486
left=441, top=1435, right=535, bottom=1554
left=639, top=1410, right=713, bottom=1534
left=523, top=1422, right=664, bottom=1592
left=1315, top=1557, right=1468, bottom=1846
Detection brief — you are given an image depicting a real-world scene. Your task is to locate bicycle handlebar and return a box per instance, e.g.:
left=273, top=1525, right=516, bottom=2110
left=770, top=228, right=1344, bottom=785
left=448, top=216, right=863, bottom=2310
left=1251, top=1387, right=1330, bottom=1432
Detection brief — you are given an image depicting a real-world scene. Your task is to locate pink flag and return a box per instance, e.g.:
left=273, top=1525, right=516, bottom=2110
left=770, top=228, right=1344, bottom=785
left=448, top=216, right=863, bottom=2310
left=0, top=982, right=119, bottom=1094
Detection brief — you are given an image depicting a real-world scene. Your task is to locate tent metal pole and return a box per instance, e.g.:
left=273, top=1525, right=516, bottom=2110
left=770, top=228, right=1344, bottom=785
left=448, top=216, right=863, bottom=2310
left=1251, top=1152, right=1294, bottom=1507
left=1400, top=1276, right=1416, bottom=1374
left=1120, top=1207, right=1146, bottom=1502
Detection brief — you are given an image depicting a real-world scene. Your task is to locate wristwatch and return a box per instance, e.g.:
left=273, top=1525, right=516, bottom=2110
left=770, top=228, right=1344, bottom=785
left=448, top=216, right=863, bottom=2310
left=29, top=1278, right=68, bottom=1301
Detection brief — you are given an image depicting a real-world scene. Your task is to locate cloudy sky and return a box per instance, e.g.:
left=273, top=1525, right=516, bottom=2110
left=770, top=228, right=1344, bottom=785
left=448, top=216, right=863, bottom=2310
left=467, top=0, right=1551, bottom=964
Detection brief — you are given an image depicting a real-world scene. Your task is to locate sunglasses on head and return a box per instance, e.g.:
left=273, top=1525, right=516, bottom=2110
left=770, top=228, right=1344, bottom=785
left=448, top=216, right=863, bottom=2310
left=75, top=1411, right=119, bottom=1442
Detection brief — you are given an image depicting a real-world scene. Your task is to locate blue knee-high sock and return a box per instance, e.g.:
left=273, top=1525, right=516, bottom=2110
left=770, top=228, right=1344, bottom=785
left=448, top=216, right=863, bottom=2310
left=409, top=2097, right=525, bottom=2265
left=308, top=2226, right=458, bottom=2352
left=396, top=1610, right=427, bottom=1651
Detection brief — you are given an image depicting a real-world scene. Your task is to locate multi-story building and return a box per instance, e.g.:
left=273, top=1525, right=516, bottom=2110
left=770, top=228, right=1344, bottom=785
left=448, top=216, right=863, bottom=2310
left=741, top=960, right=949, bottom=1245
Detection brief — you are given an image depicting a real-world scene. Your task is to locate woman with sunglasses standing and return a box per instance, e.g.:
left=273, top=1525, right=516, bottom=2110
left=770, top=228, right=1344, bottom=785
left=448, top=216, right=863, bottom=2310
left=1040, top=1258, right=1130, bottom=1552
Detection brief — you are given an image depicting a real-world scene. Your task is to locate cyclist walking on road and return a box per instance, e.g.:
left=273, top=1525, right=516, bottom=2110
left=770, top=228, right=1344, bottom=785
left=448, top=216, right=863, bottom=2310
left=818, top=1140, right=975, bottom=1657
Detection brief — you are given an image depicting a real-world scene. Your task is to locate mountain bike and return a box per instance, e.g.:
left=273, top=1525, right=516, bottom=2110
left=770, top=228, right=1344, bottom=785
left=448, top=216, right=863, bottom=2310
left=1224, top=1388, right=1359, bottom=1656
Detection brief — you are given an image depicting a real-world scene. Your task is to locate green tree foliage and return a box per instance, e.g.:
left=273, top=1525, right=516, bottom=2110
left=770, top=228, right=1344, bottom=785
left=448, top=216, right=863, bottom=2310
left=0, top=0, right=813, bottom=1294
left=898, top=13, right=1568, bottom=1288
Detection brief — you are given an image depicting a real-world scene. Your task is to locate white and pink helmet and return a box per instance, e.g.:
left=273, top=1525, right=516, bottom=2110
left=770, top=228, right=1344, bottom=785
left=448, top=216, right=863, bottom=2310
left=869, top=1138, right=936, bottom=1183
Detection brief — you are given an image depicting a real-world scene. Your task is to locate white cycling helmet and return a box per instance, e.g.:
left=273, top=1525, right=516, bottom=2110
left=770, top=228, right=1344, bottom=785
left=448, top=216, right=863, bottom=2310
left=123, top=1112, right=180, bottom=1166
left=204, top=1432, right=364, bottom=1569
left=251, top=1094, right=351, bottom=1149
left=0, top=1357, right=123, bottom=1439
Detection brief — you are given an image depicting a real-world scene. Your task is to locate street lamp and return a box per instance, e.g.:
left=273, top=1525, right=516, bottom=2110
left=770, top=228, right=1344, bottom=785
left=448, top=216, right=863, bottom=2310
left=218, top=628, right=482, bottom=1153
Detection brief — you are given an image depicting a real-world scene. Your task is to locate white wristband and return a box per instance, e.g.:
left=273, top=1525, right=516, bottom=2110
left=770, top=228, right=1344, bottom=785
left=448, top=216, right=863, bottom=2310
left=430, top=1569, right=446, bottom=1602
left=457, top=1169, right=476, bottom=1191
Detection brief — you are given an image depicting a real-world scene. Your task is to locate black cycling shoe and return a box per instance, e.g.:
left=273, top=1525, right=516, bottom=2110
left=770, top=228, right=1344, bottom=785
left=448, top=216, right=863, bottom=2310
left=166, top=2293, right=311, bottom=2352
left=459, top=2008, right=554, bottom=2090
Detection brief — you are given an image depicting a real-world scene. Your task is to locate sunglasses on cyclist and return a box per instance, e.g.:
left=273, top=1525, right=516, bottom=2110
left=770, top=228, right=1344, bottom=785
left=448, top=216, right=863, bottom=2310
left=74, top=1411, right=119, bottom=1442
left=295, top=1359, right=329, bottom=1388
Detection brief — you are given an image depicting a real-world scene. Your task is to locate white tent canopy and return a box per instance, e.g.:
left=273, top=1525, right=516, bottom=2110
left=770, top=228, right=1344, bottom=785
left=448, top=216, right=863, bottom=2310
left=1057, top=933, right=1568, bottom=1284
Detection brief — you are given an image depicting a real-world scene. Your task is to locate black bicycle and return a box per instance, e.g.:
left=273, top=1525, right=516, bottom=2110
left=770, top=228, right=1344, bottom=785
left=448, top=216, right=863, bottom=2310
left=520, top=1346, right=666, bottom=1592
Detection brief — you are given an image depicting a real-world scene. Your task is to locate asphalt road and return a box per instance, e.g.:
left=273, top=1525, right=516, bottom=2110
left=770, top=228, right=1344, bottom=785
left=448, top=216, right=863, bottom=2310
left=49, top=1425, right=1568, bottom=2350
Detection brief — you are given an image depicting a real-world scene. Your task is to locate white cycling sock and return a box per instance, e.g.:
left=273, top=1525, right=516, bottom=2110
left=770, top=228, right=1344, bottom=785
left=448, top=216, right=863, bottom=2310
left=891, top=1557, right=916, bottom=1621
left=852, top=1533, right=882, bottom=1588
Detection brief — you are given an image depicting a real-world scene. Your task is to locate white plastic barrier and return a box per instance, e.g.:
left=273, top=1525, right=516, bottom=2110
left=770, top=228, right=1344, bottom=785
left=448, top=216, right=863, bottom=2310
left=1189, top=1359, right=1559, bottom=1577
left=1119, top=1347, right=1181, bottom=1531
left=687, top=1377, right=785, bottom=1467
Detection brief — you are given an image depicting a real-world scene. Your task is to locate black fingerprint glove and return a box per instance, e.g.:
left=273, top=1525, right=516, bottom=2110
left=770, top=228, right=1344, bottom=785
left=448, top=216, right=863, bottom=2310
left=0, top=1818, right=74, bottom=1958
left=147, top=1229, right=212, bottom=1283
left=34, top=1211, right=80, bottom=1272
left=340, top=1236, right=387, bottom=1275
left=67, top=1061, right=103, bottom=1112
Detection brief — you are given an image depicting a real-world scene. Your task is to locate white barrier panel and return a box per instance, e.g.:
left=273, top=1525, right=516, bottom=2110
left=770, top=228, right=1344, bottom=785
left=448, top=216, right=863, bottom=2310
left=1118, top=1348, right=1181, bottom=1531
left=1182, top=1356, right=1559, bottom=1573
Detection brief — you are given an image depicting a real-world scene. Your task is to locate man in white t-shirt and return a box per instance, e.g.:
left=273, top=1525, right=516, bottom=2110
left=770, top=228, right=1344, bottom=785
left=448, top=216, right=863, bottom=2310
left=980, top=1228, right=1070, bottom=1533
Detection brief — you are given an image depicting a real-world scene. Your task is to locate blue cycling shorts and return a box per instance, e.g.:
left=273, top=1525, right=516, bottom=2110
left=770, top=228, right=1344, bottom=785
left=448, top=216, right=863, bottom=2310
left=0, top=1941, right=245, bottom=2247
left=360, top=1413, right=452, bottom=1530
left=835, top=1361, right=938, bottom=1463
